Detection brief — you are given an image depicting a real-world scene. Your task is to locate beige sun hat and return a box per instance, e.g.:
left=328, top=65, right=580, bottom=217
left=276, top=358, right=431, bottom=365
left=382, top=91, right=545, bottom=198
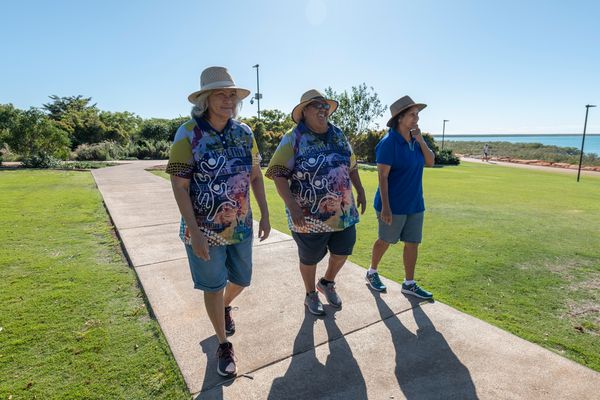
left=291, top=89, right=339, bottom=123
left=187, top=66, right=251, bottom=104
left=386, top=95, right=427, bottom=128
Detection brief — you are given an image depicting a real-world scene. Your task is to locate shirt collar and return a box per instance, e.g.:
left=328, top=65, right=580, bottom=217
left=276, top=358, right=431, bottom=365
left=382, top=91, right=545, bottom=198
left=389, top=128, right=414, bottom=147
left=298, top=121, right=334, bottom=137
left=195, top=116, right=233, bottom=134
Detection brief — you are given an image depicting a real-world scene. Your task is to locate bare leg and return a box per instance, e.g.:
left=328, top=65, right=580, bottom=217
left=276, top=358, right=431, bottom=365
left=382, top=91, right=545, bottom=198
left=223, top=282, right=244, bottom=307
left=204, top=289, right=226, bottom=343
left=299, top=262, right=317, bottom=293
left=403, top=242, right=419, bottom=281
left=370, top=239, right=391, bottom=270
left=323, top=253, right=347, bottom=281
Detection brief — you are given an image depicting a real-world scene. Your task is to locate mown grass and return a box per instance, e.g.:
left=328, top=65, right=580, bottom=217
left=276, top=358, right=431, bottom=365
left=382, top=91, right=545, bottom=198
left=0, top=170, right=189, bottom=399
left=153, top=162, right=600, bottom=372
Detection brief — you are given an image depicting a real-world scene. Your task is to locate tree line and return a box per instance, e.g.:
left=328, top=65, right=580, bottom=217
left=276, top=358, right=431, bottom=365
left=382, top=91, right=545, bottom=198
left=0, top=85, right=458, bottom=168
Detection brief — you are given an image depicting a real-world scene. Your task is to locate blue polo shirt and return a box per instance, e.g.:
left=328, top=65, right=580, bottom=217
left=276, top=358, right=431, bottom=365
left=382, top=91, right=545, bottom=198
left=373, top=129, right=425, bottom=214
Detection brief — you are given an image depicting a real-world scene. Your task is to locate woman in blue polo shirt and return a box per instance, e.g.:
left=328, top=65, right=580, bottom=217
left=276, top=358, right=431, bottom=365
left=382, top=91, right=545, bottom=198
left=365, top=96, right=435, bottom=298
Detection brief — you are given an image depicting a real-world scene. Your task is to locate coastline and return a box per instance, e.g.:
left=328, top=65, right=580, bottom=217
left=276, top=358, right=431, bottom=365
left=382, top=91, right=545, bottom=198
left=460, top=156, right=600, bottom=175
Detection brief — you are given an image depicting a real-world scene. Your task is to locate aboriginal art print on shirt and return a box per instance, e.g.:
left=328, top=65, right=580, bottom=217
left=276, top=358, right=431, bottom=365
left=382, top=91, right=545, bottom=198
left=166, top=117, right=260, bottom=245
left=266, top=122, right=359, bottom=233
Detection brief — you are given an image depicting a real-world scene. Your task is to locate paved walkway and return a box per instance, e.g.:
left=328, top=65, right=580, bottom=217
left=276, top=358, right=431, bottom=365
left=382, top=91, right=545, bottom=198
left=92, top=161, right=599, bottom=399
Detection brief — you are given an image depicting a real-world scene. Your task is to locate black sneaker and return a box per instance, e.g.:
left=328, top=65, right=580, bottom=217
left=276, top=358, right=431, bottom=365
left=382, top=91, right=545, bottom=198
left=225, top=306, right=235, bottom=336
left=216, top=342, right=237, bottom=378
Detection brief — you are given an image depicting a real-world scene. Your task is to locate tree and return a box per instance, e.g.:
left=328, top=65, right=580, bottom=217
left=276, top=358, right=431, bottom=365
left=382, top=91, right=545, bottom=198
left=324, top=83, right=386, bottom=137
left=100, top=111, right=141, bottom=144
left=4, top=107, right=70, bottom=162
left=241, top=109, right=294, bottom=163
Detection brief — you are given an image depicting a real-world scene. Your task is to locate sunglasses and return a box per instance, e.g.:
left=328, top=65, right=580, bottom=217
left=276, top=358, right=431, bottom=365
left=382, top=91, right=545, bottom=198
left=307, top=102, right=331, bottom=111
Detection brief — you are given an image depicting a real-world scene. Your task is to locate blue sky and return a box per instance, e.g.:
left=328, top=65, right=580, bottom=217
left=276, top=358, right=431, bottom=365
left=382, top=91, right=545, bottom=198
left=1, top=0, right=599, bottom=135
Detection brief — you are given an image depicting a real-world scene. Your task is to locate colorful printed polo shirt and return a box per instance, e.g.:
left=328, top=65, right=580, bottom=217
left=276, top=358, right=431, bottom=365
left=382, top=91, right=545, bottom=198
left=266, top=122, right=359, bottom=233
left=166, top=117, right=261, bottom=246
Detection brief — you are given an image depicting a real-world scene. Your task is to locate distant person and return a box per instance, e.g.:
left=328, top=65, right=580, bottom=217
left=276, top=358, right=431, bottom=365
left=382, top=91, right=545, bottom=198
left=366, top=96, right=435, bottom=299
left=483, top=143, right=490, bottom=162
left=166, top=66, right=271, bottom=379
left=266, top=89, right=366, bottom=315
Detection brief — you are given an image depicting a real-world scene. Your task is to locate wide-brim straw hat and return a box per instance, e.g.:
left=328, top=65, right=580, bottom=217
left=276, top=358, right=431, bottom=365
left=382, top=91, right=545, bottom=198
left=386, top=95, right=427, bottom=128
left=291, top=89, right=339, bottom=123
left=188, top=66, right=251, bottom=104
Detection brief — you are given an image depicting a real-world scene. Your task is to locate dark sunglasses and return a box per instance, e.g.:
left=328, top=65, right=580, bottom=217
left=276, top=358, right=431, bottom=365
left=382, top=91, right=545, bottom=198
left=307, top=102, right=331, bottom=111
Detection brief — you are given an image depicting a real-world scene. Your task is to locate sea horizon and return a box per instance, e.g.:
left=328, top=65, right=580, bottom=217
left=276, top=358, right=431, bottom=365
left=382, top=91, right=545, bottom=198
left=431, top=133, right=600, bottom=155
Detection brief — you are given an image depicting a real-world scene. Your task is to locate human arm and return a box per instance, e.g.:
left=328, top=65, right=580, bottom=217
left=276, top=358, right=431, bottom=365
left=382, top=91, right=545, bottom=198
left=411, top=127, right=435, bottom=167
left=250, top=164, right=271, bottom=241
left=273, top=177, right=306, bottom=228
left=349, top=167, right=366, bottom=215
left=377, top=164, right=392, bottom=225
left=170, top=175, right=210, bottom=260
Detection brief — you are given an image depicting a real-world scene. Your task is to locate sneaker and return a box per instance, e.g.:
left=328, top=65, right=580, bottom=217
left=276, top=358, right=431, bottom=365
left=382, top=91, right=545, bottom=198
left=365, top=271, right=387, bottom=292
left=224, top=306, right=235, bottom=336
left=304, top=291, right=325, bottom=315
left=401, top=282, right=433, bottom=300
left=216, top=342, right=237, bottom=378
left=317, top=279, right=342, bottom=308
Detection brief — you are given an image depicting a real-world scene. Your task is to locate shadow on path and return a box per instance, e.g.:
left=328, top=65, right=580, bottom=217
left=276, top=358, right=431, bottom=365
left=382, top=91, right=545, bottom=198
left=195, top=336, right=234, bottom=399
left=268, top=307, right=368, bottom=399
left=370, top=291, right=479, bottom=400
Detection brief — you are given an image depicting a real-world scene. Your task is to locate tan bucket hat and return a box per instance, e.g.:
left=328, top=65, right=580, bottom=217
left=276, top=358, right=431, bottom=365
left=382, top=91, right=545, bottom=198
left=291, top=89, right=339, bottom=123
left=188, top=66, right=251, bottom=104
left=386, top=95, right=427, bottom=128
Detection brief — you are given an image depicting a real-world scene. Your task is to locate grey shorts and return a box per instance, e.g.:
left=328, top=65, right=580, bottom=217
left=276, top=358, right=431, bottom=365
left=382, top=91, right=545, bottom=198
left=377, top=212, right=424, bottom=244
left=291, top=225, right=356, bottom=265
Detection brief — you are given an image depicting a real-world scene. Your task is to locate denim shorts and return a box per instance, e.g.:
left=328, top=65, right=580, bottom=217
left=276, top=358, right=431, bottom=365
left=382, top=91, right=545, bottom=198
left=291, top=224, right=356, bottom=265
left=377, top=212, right=424, bottom=244
left=184, top=236, right=253, bottom=292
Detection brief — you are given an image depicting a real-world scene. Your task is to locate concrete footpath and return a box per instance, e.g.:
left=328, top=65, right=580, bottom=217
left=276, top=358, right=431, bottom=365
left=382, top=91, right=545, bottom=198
left=92, top=161, right=600, bottom=400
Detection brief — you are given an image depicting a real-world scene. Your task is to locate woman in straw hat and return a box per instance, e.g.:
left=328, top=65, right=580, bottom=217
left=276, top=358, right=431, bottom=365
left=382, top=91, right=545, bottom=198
left=266, top=89, right=366, bottom=316
left=364, top=96, right=435, bottom=299
left=166, top=66, right=271, bottom=378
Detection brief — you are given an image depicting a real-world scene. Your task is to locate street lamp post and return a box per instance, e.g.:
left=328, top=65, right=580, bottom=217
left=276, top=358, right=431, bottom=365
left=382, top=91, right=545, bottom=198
left=577, top=104, right=596, bottom=182
left=251, top=64, right=262, bottom=120
left=441, top=119, right=449, bottom=150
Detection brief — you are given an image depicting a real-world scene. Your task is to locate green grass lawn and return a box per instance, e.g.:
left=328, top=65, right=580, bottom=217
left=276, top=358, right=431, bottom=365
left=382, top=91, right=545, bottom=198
left=0, top=170, right=189, bottom=399
left=154, top=162, right=600, bottom=371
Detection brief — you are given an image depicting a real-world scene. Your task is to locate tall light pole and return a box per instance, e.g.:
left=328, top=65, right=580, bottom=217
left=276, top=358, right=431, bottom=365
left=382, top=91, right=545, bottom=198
left=577, top=104, right=596, bottom=182
left=251, top=64, right=262, bottom=120
left=441, top=119, right=449, bottom=150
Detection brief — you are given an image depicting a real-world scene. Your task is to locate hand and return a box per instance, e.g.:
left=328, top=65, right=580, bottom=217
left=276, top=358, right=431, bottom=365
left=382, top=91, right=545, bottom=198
left=380, top=207, right=392, bottom=225
left=190, top=231, right=210, bottom=261
left=257, top=216, right=271, bottom=241
left=410, top=127, right=425, bottom=143
left=289, top=203, right=306, bottom=228
left=356, top=190, right=366, bottom=215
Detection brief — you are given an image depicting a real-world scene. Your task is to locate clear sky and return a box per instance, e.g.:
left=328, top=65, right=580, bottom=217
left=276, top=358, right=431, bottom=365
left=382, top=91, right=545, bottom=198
left=1, top=0, right=599, bottom=135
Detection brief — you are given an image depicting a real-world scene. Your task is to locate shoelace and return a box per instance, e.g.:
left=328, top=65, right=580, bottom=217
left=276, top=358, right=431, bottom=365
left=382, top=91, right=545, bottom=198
left=217, top=344, right=237, bottom=362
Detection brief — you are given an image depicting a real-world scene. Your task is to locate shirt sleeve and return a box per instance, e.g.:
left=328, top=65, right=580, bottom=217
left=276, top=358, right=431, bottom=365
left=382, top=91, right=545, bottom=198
left=265, top=130, right=296, bottom=179
left=165, top=122, right=194, bottom=179
left=348, top=140, right=358, bottom=171
left=251, top=136, right=262, bottom=167
left=375, top=136, right=395, bottom=166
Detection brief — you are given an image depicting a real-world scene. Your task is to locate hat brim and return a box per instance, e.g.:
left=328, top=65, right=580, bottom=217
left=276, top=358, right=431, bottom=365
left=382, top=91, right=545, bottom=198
left=292, top=98, right=339, bottom=123
left=386, top=103, right=427, bottom=128
left=188, top=87, right=251, bottom=104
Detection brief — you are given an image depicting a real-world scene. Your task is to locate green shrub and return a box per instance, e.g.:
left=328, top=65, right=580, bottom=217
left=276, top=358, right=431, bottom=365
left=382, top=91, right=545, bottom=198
left=435, top=149, right=460, bottom=165
left=74, top=141, right=124, bottom=161
left=21, top=153, right=62, bottom=168
left=128, top=139, right=170, bottom=159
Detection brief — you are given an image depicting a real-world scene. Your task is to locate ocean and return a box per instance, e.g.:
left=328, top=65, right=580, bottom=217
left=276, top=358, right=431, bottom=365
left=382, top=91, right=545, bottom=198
left=432, top=134, right=600, bottom=156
